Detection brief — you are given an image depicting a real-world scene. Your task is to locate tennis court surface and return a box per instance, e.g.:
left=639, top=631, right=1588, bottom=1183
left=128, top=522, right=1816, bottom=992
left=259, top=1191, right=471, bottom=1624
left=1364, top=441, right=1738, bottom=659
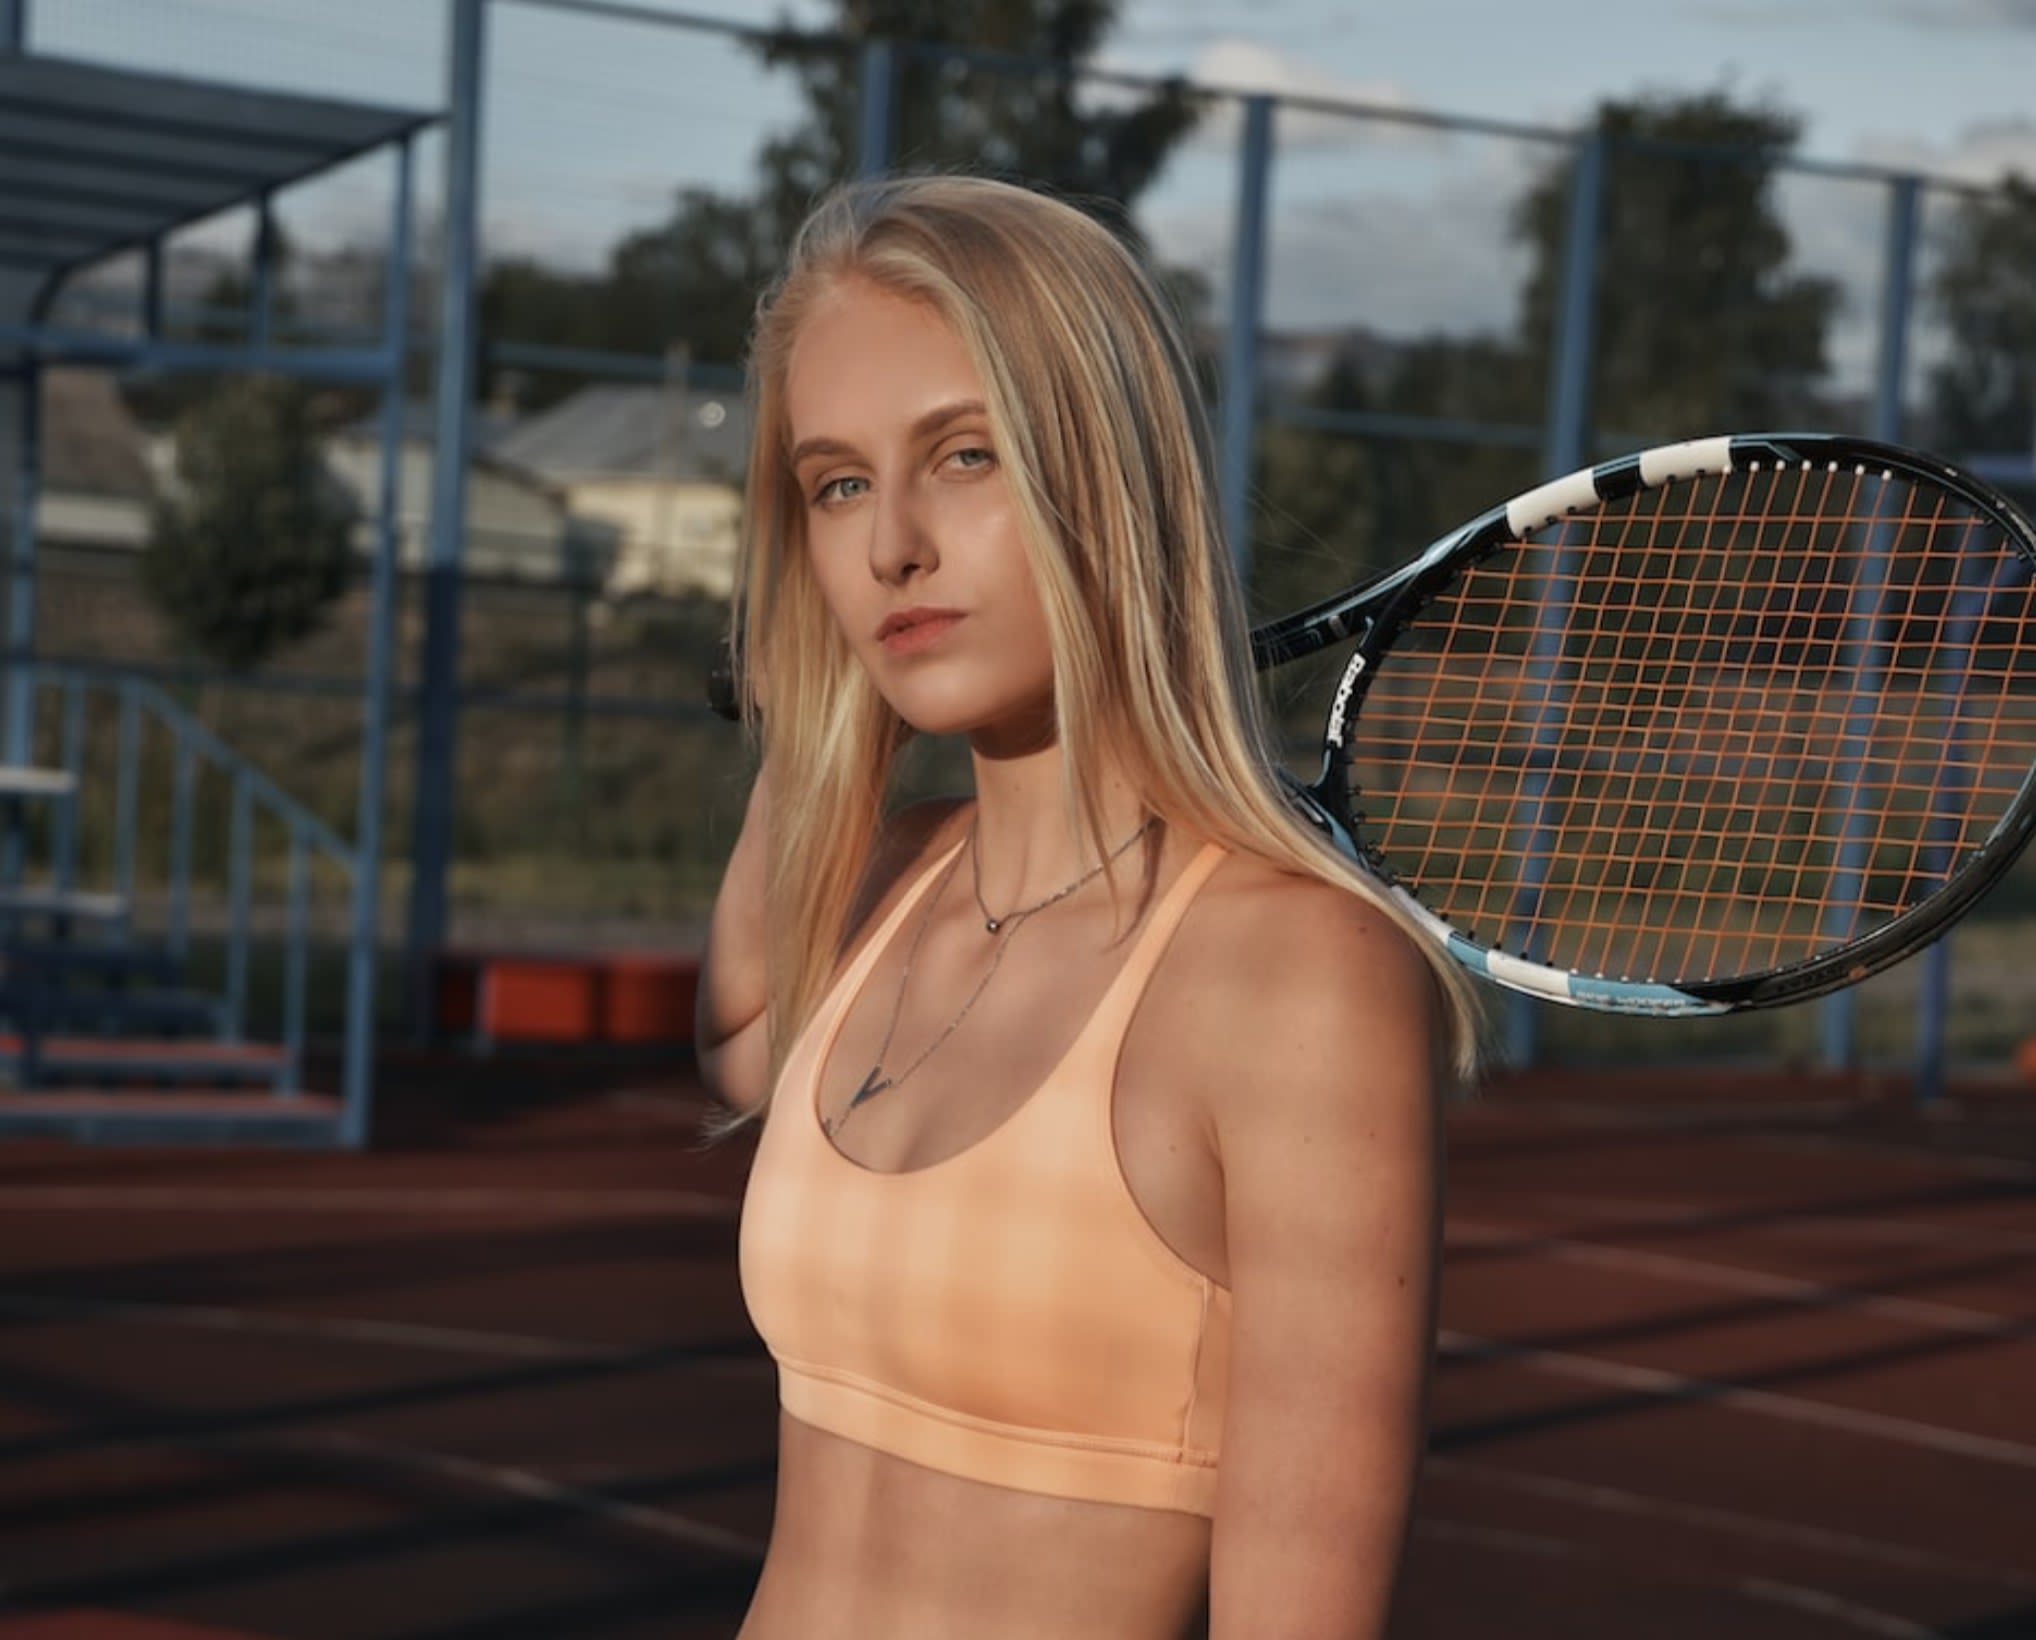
left=2, top=1056, right=2032, bottom=1638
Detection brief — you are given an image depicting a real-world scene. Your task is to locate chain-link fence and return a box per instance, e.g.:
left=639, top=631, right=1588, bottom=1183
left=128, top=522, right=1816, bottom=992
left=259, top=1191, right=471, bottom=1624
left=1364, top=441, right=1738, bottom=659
left=15, top=0, right=2034, bottom=1069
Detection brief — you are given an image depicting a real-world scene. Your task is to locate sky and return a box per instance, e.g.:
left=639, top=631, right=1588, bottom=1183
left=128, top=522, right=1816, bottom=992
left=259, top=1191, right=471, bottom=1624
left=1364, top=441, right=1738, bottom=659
left=1101, top=0, right=2036, bottom=183
left=25, top=0, right=2036, bottom=390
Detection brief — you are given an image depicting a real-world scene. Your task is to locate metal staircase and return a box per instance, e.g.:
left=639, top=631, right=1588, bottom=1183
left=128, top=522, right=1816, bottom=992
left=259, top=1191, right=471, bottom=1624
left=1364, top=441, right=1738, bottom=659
left=0, top=664, right=367, bottom=1144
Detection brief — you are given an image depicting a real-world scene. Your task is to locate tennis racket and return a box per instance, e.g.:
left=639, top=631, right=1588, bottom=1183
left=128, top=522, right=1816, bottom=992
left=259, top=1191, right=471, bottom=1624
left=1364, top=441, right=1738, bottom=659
left=710, top=432, right=2036, bottom=1016
left=1257, top=432, right=2036, bottom=1014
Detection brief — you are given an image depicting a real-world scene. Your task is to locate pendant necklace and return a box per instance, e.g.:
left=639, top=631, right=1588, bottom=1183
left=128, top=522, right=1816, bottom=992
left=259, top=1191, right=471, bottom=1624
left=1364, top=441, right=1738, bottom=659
left=826, top=815, right=1153, bottom=1139
left=969, top=814, right=1153, bottom=933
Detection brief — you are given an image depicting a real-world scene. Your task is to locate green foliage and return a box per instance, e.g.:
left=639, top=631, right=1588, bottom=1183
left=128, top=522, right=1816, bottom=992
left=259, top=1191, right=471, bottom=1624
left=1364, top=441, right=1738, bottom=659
left=757, top=0, right=1198, bottom=240
left=1246, top=89, right=1837, bottom=738
left=1513, top=92, right=1839, bottom=441
left=1927, top=173, right=2036, bottom=455
left=478, top=0, right=1200, bottom=405
left=141, top=375, right=356, bottom=674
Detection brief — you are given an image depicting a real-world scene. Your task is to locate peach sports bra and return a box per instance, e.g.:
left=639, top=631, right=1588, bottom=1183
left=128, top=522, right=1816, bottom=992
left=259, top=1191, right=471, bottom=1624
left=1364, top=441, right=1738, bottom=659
left=739, top=838, right=1233, bottom=1517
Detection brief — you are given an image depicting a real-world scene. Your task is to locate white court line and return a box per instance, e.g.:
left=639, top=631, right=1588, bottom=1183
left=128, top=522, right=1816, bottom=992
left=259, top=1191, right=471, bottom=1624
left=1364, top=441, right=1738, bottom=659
left=1416, top=1519, right=1581, bottom=1561
left=1490, top=1194, right=2036, bottom=1255
left=1775, top=1218, right=2036, bottom=1255
left=1415, top=1514, right=1941, bottom=1638
left=267, top=1429, right=769, bottom=1561
left=0, top=1291, right=774, bottom=1374
left=1461, top=1099, right=2036, bottom=1180
left=1427, top=1456, right=2036, bottom=1592
left=1751, top=1130, right=2036, bottom=1181
left=1449, top=1219, right=2035, bottom=1336
left=1732, top=1577, right=1940, bottom=1640
left=1439, top=1330, right=2036, bottom=1471
left=0, top=1185, right=738, bottom=1217
left=1459, top=1098, right=1863, bottom=1129
left=0, top=1293, right=602, bottom=1360
left=7, top=1292, right=1963, bottom=1633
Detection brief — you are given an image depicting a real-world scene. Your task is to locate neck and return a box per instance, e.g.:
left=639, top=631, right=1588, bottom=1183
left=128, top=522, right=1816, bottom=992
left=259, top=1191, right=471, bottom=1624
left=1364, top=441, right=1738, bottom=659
left=966, top=730, right=1148, bottom=916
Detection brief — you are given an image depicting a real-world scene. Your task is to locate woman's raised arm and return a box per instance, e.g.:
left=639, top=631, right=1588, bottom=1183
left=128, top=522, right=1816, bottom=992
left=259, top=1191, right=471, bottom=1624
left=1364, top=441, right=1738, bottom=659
left=695, top=766, right=773, bottom=1115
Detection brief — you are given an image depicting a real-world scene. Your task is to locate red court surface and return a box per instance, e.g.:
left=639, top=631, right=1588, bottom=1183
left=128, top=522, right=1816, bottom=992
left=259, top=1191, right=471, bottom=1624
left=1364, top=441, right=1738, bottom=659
left=1, top=1056, right=2032, bottom=1638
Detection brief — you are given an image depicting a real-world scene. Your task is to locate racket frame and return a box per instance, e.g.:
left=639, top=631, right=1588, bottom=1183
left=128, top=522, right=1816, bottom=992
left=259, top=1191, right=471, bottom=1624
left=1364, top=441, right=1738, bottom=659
left=1260, top=434, right=2036, bottom=1016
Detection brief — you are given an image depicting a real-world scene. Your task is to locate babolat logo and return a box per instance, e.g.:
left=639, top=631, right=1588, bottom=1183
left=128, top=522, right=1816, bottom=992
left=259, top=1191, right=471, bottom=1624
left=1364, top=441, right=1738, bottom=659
left=1329, top=653, right=1369, bottom=730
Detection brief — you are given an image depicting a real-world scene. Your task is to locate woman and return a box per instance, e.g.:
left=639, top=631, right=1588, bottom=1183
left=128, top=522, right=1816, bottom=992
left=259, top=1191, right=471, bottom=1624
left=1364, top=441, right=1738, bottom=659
left=697, top=174, right=1481, bottom=1640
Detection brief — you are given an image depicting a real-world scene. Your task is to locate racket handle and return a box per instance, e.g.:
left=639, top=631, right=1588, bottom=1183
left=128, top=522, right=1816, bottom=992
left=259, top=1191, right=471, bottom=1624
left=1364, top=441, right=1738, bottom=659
left=706, top=663, right=742, bottom=722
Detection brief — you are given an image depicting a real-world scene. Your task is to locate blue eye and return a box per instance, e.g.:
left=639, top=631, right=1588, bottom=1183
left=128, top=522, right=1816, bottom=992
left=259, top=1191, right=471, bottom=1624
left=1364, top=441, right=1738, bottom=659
left=814, top=474, right=870, bottom=507
left=947, top=445, right=995, bottom=472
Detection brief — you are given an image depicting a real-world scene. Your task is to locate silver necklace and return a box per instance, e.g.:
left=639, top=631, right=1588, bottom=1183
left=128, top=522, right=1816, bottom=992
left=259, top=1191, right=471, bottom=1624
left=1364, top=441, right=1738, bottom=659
left=969, top=815, right=1153, bottom=933
left=826, top=816, right=1150, bottom=1139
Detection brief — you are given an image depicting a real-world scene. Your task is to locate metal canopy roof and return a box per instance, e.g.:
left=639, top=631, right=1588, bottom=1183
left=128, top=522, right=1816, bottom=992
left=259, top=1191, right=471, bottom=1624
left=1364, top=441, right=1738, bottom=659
left=0, top=50, right=435, bottom=321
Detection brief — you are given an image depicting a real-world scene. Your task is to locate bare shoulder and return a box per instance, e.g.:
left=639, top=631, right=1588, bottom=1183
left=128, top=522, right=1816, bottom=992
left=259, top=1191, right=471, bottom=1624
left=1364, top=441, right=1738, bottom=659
left=1165, top=853, right=1442, bottom=1042
left=1152, top=852, right=1445, bottom=1135
left=1164, top=856, right=1448, bottom=1628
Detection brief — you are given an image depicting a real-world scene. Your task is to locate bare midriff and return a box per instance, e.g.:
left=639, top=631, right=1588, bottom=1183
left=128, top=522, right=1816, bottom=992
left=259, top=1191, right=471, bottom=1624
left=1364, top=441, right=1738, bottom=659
left=738, top=1417, right=1213, bottom=1640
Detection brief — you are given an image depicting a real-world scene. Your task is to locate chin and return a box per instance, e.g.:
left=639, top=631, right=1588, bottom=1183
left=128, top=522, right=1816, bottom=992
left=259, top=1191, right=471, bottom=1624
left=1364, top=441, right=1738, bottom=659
left=882, top=681, right=1056, bottom=749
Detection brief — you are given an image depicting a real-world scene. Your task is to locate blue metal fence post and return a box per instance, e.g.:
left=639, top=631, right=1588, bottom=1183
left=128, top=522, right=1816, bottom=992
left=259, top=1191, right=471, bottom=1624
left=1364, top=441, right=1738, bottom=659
left=1544, top=133, right=1605, bottom=480
left=857, top=39, right=897, bottom=179
left=1821, top=174, right=1920, bottom=1080
left=142, top=241, right=164, bottom=341
left=169, top=736, right=195, bottom=960
left=114, top=681, right=139, bottom=908
left=226, top=775, right=252, bottom=1040
left=1914, top=550, right=1999, bottom=1114
left=406, top=0, right=486, bottom=1041
left=1507, top=129, right=1605, bottom=1068
left=54, top=674, right=81, bottom=888
left=3, top=360, right=41, bottom=887
left=250, top=192, right=279, bottom=353
left=343, top=134, right=419, bottom=1148
left=285, top=832, right=311, bottom=1090
left=4, top=359, right=38, bottom=767
left=1220, top=95, right=1274, bottom=585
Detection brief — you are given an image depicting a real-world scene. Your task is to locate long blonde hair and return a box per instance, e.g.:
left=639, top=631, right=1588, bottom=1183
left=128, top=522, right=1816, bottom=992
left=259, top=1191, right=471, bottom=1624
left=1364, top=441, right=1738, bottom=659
left=736, top=175, right=1481, bottom=1097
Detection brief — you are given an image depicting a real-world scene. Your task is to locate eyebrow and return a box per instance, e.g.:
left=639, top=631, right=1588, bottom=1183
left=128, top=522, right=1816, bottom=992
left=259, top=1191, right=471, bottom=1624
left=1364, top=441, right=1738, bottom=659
left=788, top=399, right=989, bottom=469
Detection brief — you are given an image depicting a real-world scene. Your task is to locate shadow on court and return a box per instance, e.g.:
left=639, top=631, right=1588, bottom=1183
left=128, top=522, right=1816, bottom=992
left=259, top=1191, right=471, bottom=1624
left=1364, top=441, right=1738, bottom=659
left=1, top=1055, right=2032, bottom=1638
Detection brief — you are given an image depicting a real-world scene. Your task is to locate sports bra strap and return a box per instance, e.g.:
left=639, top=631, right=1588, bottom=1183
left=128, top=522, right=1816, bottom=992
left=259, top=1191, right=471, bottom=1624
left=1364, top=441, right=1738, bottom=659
left=838, top=831, right=968, bottom=986
left=823, top=826, right=1225, bottom=1053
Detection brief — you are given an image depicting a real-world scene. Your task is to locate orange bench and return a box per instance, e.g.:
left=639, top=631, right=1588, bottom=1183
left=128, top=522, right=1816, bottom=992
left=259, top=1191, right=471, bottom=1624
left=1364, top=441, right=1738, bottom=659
left=435, top=949, right=699, bottom=1047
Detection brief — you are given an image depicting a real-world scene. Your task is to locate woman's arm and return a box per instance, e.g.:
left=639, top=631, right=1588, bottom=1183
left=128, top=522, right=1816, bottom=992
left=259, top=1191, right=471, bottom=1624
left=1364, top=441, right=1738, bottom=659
left=1200, top=878, right=1447, bottom=1640
left=695, top=766, right=773, bottom=1114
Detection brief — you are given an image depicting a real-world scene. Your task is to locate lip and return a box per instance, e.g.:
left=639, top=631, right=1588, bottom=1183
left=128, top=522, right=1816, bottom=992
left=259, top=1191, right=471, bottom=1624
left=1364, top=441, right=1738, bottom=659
left=876, top=607, right=965, bottom=653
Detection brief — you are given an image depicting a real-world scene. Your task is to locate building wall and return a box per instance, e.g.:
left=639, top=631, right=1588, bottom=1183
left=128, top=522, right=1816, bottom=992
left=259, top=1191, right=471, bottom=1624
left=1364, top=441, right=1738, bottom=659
left=561, top=475, right=741, bottom=600
left=323, top=437, right=619, bottom=584
left=38, top=490, right=150, bottom=550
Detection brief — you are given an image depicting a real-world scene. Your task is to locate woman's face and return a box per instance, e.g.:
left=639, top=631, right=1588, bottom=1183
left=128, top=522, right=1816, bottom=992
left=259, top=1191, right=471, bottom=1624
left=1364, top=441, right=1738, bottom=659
left=784, top=276, right=1056, bottom=749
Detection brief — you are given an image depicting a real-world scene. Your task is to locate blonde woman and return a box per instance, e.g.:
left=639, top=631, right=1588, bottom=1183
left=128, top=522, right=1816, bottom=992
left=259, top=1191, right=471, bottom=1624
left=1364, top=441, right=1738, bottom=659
left=697, top=175, right=1481, bottom=1640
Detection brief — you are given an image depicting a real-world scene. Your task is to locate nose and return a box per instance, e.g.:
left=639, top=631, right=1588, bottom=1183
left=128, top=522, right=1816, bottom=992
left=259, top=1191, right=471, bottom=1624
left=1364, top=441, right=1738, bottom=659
left=867, top=481, right=936, bottom=586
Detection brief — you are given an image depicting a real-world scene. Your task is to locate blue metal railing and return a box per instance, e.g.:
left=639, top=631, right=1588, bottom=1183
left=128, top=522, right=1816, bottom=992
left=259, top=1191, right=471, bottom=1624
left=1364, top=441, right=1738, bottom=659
left=10, top=659, right=368, bottom=1116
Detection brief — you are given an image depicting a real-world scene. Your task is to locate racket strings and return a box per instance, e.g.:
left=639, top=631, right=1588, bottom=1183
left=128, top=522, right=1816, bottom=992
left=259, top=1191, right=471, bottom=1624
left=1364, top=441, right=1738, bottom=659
left=1350, top=464, right=2036, bottom=985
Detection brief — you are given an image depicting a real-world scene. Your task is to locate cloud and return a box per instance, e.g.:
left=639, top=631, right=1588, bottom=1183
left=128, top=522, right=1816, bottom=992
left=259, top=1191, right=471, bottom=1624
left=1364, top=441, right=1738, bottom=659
left=1171, top=38, right=1442, bottom=152
left=1850, top=116, right=2036, bottom=186
left=1144, top=148, right=1536, bottom=336
left=1691, top=0, right=2036, bottom=25
left=1874, top=0, right=2036, bottom=24
left=1143, top=110, right=2032, bottom=411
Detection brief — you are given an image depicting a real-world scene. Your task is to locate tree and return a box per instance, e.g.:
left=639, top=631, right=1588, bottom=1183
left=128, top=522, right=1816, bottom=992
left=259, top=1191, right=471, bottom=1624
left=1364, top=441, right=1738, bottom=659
left=479, top=0, right=1201, bottom=406
left=1926, top=173, right=2036, bottom=457
left=1248, top=90, right=1839, bottom=702
left=142, top=375, right=356, bottom=673
left=751, top=0, right=1197, bottom=244
left=1512, top=92, right=1839, bottom=442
